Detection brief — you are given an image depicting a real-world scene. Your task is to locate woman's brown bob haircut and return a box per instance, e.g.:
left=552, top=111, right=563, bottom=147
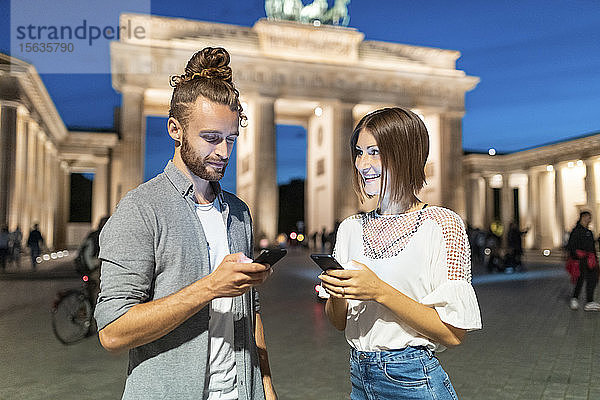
left=350, top=107, right=429, bottom=208
left=168, top=47, right=247, bottom=131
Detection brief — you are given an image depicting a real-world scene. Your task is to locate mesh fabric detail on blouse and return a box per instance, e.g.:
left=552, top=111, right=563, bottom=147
left=361, top=207, right=472, bottom=283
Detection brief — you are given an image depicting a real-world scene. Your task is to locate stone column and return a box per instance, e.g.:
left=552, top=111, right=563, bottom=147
left=24, top=119, right=38, bottom=232
left=36, top=133, right=46, bottom=232
left=54, top=162, right=70, bottom=249
left=109, top=149, right=122, bottom=211
left=11, top=108, right=29, bottom=231
left=501, top=173, right=513, bottom=245
left=554, top=164, right=565, bottom=247
left=526, top=168, right=541, bottom=249
left=237, top=95, right=277, bottom=241
left=92, top=157, right=110, bottom=228
left=254, top=97, right=277, bottom=241
left=585, top=158, right=598, bottom=235
left=332, top=102, right=357, bottom=223
left=465, top=174, right=480, bottom=228
left=467, top=175, right=484, bottom=229
left=464, top=174, right=473, bottom=226
left=43, top=142, right=55, bottom=248
left=439, top=114, right=464, bottom=213
left=119, top=86, right=145, bottom=196
left=483, top=176, right=493, bottom=230
left=0, top=104, right=17, bottom=228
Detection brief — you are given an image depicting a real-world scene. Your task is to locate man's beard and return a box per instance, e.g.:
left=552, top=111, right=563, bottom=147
left=180, top=134, right=228, bottom=181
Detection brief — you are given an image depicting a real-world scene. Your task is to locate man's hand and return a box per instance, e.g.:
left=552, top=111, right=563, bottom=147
left=207, top=253, right=272, bottom=298
left=319, top=260, right=385, bottom=302
left=264, top=383, right=278, bottom=400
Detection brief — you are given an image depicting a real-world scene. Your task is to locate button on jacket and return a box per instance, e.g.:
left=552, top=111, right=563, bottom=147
left=94, top=161, right=264, bottom=400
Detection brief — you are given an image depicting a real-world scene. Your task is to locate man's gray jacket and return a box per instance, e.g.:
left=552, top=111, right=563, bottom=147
left=94, top=161, right=265, bottom=400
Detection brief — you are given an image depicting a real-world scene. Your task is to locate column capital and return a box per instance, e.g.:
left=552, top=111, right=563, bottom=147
left=0, top=100, right=21, bottom=110
left=439, top=110, right=466, bottom=119
left=95, top=156, right=110, bottom=165
left=121, top=84, right=146, bottom=96
left=527, top=165, right=544, bottom=174
left=328, top=100, right=356, bottom=110
left=245, top=94, right=277, bottom=104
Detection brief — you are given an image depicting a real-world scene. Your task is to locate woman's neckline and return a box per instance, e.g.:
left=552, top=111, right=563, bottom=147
left=374, top=203, right=433, bottom=217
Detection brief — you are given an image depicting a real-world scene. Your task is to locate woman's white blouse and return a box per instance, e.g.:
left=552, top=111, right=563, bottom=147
left=333, top=206, right=482, bottom=352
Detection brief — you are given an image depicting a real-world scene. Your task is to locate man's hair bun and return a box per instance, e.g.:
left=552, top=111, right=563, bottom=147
left=168, top=46, right=246, bottom=129
left=170, top=47, right=233, bottom=87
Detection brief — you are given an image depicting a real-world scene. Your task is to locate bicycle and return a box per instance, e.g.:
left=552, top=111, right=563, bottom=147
left=51, top=222, right=106, bottom=344
left=51, top=273, right=97, bottom=344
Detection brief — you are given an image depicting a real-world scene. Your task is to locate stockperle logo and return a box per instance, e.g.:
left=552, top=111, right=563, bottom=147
left=10, top=0, right=150, bottom=74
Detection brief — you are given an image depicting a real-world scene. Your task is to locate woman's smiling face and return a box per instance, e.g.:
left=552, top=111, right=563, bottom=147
left=354, top=129, right=383, bottom=196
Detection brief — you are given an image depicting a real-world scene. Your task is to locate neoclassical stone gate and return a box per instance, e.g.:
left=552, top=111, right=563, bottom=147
left=111, top=14, right=478, bottom=240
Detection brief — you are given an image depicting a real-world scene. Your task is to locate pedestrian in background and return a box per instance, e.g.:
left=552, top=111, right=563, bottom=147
left=320, top=227, right=328, bottom=252
left=0, top=226, right=10, bottom=272
left=566, top=211, right=600, bottom=311
left=506, top=222, right=527, bottom=271
left=26, top=223, right=43, bottom=271
left=10, top=226, right=22, bottom=268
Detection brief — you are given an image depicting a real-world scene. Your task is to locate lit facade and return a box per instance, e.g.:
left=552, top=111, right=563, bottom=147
left=0, top=54, right=117, bottom=248
left=464, top=133, right=600, bottom=249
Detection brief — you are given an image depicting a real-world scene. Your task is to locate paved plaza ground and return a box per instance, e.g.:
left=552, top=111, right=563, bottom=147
left=1, top=249, right=599, bottom=399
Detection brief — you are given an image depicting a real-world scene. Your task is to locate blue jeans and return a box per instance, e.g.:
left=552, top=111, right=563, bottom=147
left=350, top=347, right=458, bottom=400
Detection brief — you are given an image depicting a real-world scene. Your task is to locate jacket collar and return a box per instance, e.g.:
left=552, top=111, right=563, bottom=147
left=164, top=160, right=223, bottom=203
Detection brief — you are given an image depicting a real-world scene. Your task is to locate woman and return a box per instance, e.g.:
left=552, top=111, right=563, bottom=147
left=566, top=211, right=600, bottom=311
left=319, top=107, right=482, bottom=399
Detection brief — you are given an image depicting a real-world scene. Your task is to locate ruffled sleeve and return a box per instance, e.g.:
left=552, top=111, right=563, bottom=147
left=420, top=209, right=482, bottom=331
left=421, top=280, right=481, bottom=330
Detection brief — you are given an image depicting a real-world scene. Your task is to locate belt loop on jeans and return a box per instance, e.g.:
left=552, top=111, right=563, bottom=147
left=376, top=351, right=382, bottom=367
left=424, top=347, right=434, bottom=359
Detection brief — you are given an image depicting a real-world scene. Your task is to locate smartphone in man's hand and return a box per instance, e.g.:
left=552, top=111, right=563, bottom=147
left=254, top=248, right=287, bottom=268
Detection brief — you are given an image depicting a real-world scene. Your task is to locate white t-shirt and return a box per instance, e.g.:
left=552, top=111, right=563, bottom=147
left=333, top=206, right=482, bottom=352
left=195, top=199, right=238, bottom=400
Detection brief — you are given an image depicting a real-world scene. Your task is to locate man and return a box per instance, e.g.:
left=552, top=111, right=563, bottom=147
left=95, top=47, right=276, bottom=399
left=26, top=223, right=43, bottom=270
left=0, top=226, right=10, bottom=272
left=10, top=226, right=23, bottom=268
left=566, top=211, right=600, bottom=311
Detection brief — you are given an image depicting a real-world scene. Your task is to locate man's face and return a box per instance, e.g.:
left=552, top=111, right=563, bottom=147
left=180, top=97, right=239, bottom=181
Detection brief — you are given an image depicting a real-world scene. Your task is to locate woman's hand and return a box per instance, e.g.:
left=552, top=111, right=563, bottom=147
left=319, top=260, right=386, bottom=302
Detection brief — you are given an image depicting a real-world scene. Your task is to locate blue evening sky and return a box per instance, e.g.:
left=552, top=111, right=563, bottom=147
left=1, top=0, right=599, bottom=191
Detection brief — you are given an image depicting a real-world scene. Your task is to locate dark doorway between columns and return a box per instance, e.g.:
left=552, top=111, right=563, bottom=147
left=69, top=173, right=93, bottom=222
left=276, top=125, right=306, bottom=237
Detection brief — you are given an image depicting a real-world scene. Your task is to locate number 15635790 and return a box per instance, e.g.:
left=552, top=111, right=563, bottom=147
left=19, top=42, right=74, bottom=53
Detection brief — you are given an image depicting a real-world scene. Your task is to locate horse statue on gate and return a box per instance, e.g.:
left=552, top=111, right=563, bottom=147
left=299, top=0, right=329, bottom=23
left=265, top=0, right=304, bottom=21
left=323, top=0, right=350, bottom=26
left=265, top=0, right=351, bottom=27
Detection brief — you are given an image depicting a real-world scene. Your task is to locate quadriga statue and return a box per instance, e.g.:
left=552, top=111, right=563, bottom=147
left=265, top=0, right=351, bottom=27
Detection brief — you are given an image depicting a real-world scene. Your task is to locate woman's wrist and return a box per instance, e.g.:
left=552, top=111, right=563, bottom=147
left=375, top=281, right=399, bottom=305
